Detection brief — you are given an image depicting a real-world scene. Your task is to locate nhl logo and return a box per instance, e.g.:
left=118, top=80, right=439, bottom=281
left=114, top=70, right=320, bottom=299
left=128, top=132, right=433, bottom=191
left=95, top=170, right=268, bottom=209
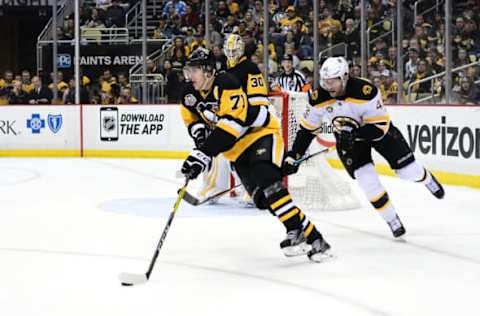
left=47, top=114, right=63, bottom=133
left=103, top=115, right=116, bottom=131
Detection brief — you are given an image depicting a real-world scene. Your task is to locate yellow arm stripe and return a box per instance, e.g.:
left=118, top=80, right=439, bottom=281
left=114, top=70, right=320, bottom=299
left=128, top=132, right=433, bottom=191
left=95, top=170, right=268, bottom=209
left=314, top=99, right=336, bottom=109
left=364, top=115, right=391, bottom=123
left=280, top=208, right=300, bottom=222
left=300, top=117, right=320, bottom=130
left=271, top=195, right=292, bottom=210
left=345, top=97, right=369, bottom=104
left=216, top=122, right=241, bottom=138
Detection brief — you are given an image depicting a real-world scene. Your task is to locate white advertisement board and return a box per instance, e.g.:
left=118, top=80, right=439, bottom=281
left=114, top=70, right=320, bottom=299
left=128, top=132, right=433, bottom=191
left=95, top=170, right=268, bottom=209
left=0, top=105, right=80, bottom=154
left=388, top=105, right=480, bottom=176
left=82, top=104, right=193, bottom=155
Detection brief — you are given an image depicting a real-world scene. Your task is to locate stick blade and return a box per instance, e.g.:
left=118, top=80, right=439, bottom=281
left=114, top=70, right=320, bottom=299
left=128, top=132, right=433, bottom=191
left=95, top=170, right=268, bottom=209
left=181, top=190, right=201, bottom=206
left=119, top=273, right=148, bottom=286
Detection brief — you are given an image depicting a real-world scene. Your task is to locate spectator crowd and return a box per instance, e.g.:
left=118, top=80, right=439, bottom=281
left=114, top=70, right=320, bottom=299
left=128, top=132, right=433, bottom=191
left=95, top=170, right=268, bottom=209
left=1, top=0, right=480, bottom=105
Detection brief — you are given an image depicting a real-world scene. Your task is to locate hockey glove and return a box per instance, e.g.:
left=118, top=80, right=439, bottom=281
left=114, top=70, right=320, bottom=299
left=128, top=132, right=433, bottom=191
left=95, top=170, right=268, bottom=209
left=336, top=129, right=360, bottom=151
left=282, top=151, right=302, bottom=176
left=181, top=149, right=212, bottom=180
left=188, top=122, right=210, bottom=148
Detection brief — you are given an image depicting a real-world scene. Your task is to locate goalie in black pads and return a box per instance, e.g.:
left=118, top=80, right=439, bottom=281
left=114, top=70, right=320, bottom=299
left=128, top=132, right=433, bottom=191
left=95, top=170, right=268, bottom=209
left=180, top=47, right=331, bottom=262
left=284, top=57, right=445, bottom=238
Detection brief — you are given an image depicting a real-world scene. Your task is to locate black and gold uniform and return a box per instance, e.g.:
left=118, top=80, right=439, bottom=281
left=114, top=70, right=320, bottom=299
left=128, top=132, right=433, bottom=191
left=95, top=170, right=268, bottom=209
left=180, top=48, right=331, bottom=261
left=227, top=56, right=270, bottom=107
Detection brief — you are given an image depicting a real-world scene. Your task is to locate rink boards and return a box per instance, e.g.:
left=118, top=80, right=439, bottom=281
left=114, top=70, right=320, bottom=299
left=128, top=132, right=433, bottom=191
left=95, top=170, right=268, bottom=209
left=0, top=103, right=479, bottom=188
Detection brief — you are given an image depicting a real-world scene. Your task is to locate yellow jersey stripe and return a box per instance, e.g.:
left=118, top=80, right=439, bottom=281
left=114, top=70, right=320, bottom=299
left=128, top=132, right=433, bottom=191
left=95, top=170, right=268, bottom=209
left=217, top=122, right=241, bottom=138
left=345, top=97, right=369, bottom=104
left=300, top=117, right=319, bottom=130
left=364, top=115, right=391, bottom=123
left=314, top=99, right=336, bottom=109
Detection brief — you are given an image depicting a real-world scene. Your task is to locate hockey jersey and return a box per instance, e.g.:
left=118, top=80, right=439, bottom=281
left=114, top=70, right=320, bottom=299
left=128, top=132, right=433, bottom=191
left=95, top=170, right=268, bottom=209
left=301, top=77, right=390, bottom=141
left=181, top=72, right=281, bottom=161
left=227, top=56, right=270, bottom=107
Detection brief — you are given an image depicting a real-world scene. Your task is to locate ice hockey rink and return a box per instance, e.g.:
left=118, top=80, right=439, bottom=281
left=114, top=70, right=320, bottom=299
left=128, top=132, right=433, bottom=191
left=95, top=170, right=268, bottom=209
left=0, top=157, right=479, bottom=316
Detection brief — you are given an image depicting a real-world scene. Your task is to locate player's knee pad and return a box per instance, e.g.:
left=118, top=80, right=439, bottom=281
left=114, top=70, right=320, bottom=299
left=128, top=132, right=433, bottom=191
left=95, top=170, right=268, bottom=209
left=353, top=163, right=385, bottom=200
left=395, top=160, right=426, bottom=182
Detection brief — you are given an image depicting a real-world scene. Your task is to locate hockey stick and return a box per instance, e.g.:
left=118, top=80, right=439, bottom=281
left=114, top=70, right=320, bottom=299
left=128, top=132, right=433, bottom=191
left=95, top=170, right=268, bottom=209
left=182, top=183, right=243, bottom=206
left=292, top=147, right=333, bottom=166
left=182, top=148, right=334, bottom=206
left=119, top=177, right=190, bottom=287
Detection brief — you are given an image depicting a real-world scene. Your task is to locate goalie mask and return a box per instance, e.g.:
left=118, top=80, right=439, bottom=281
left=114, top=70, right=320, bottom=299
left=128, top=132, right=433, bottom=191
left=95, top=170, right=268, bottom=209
left=223, top=34, right=245, bottom=68
left=320, top=57, right=349, bottom=97
left=184, top=47, right=217, bottom=91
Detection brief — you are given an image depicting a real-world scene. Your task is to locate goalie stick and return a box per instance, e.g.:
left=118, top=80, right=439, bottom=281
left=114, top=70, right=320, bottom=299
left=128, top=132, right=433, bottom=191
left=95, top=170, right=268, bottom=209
left=181, top=147, right=333, bottom=206
left=119, top=177, right=190, bottom=287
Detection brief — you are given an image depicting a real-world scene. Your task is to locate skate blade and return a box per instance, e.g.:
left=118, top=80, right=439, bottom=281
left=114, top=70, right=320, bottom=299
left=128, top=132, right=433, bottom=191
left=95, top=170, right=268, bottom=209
left=283, top=242, right=311, bottom=257
left=308, top=250, right=336, bottom=263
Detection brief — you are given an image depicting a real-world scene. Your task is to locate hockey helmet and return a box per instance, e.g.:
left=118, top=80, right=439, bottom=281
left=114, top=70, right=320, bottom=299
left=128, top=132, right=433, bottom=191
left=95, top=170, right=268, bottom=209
left=184, top=47, right=217, bottom=81
left=223, top=34, right=245, bottom=68
left=319, top=57, right=349, bottom=90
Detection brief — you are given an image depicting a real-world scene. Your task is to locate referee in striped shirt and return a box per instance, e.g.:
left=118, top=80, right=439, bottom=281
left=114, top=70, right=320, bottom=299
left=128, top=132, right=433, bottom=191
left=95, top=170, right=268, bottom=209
left=274, top=54, right=306, bottom=92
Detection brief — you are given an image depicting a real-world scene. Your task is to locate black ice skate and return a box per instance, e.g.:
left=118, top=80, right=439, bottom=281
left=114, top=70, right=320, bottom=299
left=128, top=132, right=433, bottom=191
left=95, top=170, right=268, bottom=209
left=307, top=237, right=333, bottom=263
left=425, top=172, right=445, bottom=199
left=280, top=229, right=310, bottom=257
left=388, top=215, right=406, bottom=238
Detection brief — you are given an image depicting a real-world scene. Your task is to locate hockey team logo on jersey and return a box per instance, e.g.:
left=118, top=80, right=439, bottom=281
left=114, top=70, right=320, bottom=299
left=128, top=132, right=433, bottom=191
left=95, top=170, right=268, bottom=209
left=47, top=114, right=63, bottom=134
left=332, top=116, right=360, bottom=133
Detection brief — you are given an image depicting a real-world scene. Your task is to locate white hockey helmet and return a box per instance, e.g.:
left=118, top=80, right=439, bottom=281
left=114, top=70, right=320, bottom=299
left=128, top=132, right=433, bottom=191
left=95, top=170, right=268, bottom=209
left=319, top=57, right=349, bottom=90
left=223, top=34, right=245, bottom=68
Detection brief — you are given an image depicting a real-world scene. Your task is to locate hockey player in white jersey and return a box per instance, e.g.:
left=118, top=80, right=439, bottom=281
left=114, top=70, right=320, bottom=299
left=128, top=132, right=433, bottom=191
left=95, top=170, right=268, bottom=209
left=283, top=57, right=445, bottom=237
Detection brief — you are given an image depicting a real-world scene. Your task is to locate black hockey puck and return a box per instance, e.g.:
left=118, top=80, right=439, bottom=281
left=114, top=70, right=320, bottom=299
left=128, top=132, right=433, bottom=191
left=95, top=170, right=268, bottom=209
left=121, top=283, right=133, bottom=286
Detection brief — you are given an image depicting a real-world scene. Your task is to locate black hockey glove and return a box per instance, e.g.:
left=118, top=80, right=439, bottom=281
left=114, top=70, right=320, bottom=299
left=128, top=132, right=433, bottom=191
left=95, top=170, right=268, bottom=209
left=188, top=122, right=211, bottom=148
left=181, top=149, right=212, bottom=180
left=336, top=129, right=360, bottom=151
left=282, top=151, right=302, bottom=176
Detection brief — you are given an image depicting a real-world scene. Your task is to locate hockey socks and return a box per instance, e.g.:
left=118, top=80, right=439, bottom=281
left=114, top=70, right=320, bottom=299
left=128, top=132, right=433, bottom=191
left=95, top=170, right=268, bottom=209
left=396, top=162, right=445, bottom=199
left=355, top=164, right=405, bottom=237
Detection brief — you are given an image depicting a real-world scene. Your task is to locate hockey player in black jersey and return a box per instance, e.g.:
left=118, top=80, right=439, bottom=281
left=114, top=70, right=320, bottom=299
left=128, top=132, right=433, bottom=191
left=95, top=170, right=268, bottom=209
left=284, top=57, right=445, bottom=238
left=224, top=34, right=271, bottom=107
left=180, top=48, right=332, bottom=261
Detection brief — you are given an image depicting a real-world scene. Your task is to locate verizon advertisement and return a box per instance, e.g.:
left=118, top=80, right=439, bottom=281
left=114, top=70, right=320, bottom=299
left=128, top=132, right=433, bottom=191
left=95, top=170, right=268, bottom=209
left=388, top=106, right=480, bottom=176
left=0, top=106, right=80, bottom=151
left=82, top=105, right=193, bottom=153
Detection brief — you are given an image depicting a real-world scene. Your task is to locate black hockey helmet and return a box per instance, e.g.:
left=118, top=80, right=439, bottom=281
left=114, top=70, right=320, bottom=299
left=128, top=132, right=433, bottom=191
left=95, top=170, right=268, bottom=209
left=186, top=47, right=216, bottom=71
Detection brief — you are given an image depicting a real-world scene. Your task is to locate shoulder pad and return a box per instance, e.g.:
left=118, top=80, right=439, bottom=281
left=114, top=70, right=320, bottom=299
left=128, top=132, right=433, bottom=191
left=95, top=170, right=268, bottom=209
left=308, top=88, right=333, bottom=106
left=215, top=72, right=242, bottom=90
left=345, top=78, right=378, bottom=101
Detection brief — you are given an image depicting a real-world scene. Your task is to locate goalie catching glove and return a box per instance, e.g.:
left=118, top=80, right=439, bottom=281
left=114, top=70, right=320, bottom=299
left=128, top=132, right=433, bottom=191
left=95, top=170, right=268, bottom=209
left=181, top=149, right=212, bottom=180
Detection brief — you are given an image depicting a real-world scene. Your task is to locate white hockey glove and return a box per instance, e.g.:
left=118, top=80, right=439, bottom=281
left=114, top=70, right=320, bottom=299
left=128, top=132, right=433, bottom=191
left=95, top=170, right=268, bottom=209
left=188, top=122, right=210, bottom=148
left=181, top=149, right=212, bottom=180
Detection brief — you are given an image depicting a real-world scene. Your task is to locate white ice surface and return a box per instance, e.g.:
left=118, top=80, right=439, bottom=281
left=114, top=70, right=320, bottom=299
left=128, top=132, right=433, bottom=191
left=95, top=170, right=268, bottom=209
left=0, top=158, right=479, bottom=316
